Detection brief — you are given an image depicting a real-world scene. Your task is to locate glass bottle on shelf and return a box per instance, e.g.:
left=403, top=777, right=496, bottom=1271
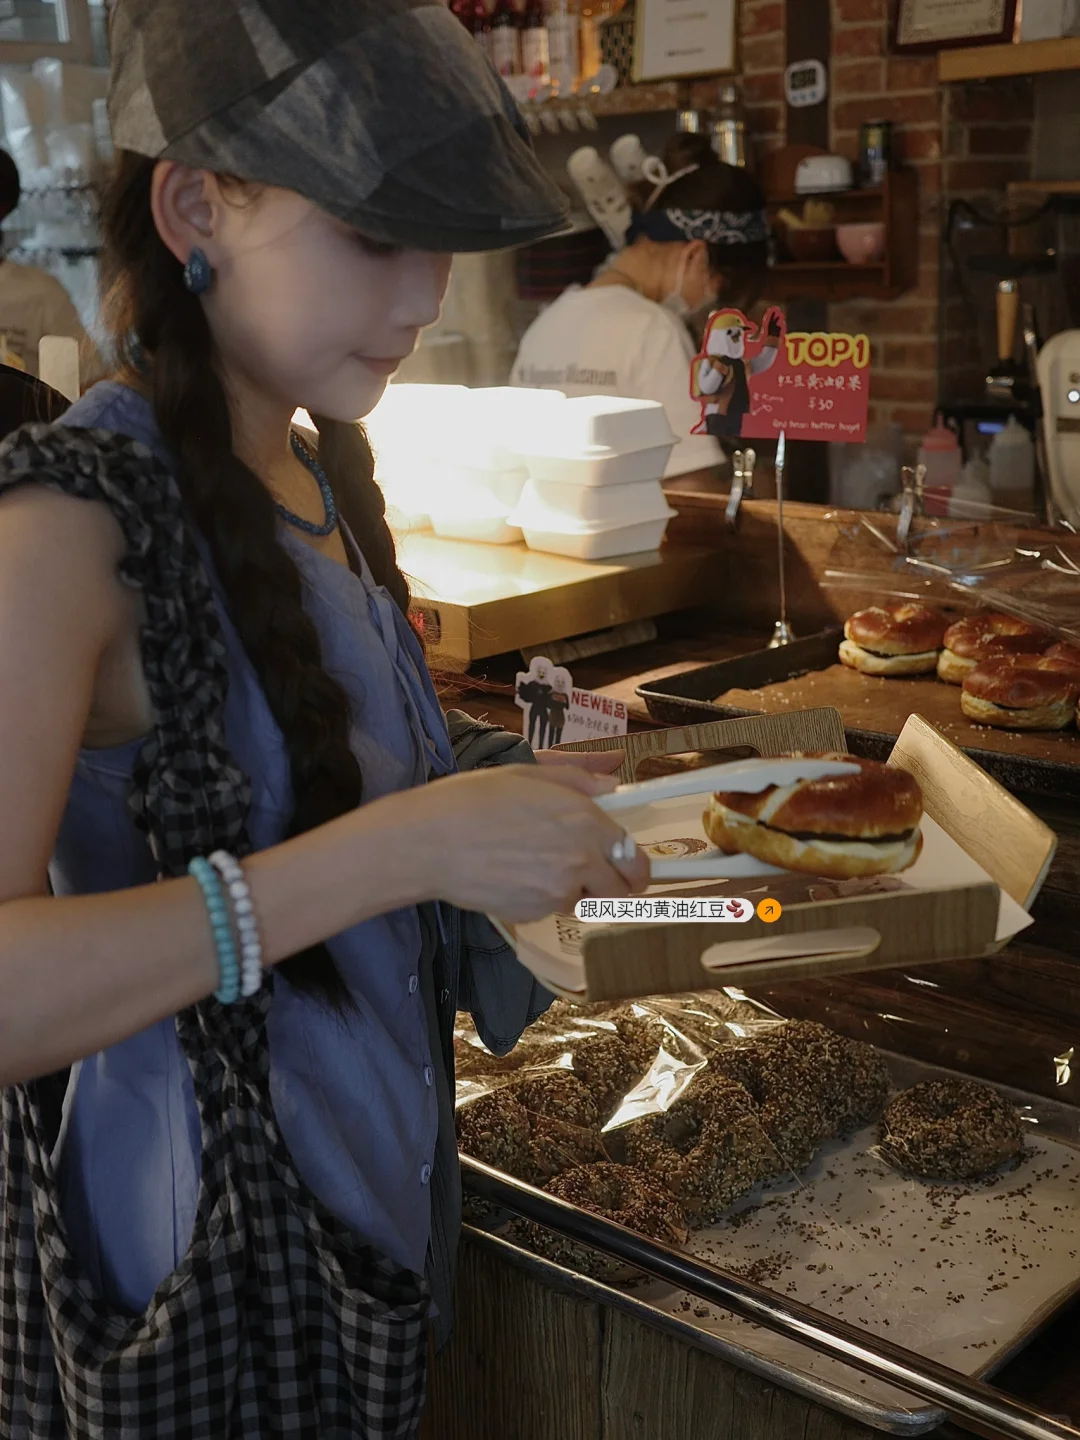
left=491, top=0, right=521, bottom=75
left=577, top=0, right=625, bottom=86
left=546, top=0, right=580, bottom=96
left=518, top=0, right=549, bottom=90
left=711, top=82, right=747, bottom=168
left=452, top=0, right=493, bottom=58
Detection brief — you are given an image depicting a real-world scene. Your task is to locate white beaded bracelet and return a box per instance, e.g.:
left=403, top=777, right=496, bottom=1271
left=209, top=850, right=264, bottom=998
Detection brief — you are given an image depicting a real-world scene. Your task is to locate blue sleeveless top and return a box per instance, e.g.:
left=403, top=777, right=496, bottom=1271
left=50, top=384, right=458, bottom=1313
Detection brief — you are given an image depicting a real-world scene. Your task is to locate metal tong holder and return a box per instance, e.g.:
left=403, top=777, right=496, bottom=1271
left=726, top=447, right=756, bottom=529
left=896, top=462, right=927, bottom=554
left=768, top=432, right=795, bottom=647
left=462, top=1156, right=1080, bottom=1440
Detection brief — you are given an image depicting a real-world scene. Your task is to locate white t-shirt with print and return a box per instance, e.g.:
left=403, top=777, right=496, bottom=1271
left=510, top=284, right=722, bottom=477
left=0, top=259, right=101, bottom=380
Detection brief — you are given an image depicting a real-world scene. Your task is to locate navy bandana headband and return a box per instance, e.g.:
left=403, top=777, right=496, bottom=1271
left=626, top=207, right=770, bottom=248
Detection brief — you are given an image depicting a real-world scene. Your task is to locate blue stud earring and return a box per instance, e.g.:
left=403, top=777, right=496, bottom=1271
left=183, top=246, right=213, bottom=296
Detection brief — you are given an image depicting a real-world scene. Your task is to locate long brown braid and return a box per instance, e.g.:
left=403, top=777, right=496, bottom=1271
left=99, top=151, right=412, bottom=1006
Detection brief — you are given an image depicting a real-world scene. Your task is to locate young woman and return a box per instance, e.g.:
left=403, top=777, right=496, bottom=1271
left=0, top=2, right=648, bottom=1436
left=511, top=134, right=771, bottom=476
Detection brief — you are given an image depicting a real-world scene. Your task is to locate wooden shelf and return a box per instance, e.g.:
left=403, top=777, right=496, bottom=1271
left=763, top=163, right=918, bottom=302
left=774, top=262, right=884, bottom=273
left=938, top=36, right=1080, bottom=83
left=1008, top=179, right=1080, bottom=196
left=767, top=188, right=884, bottom=208
left=765, top=263, right=892, bottom=302
left=588, top=83, right=679, bottom=116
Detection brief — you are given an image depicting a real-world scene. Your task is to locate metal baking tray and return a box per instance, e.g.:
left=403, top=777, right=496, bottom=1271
left=465, top=1054, right=1080, bottom=1436
left=635, top=628, right=1080, bottom=800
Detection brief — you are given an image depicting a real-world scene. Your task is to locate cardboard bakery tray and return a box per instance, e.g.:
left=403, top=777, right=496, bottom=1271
left=495, top=709, right=1056, bottom=1004
left=634, top=628, right=1080, bottom=801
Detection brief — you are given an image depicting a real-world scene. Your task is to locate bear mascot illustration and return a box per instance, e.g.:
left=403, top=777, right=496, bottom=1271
left=691, top=307, right=785, bottom=439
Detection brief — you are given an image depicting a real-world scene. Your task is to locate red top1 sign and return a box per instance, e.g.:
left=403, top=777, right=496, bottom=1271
left=690, top=308, right=871, bottom=445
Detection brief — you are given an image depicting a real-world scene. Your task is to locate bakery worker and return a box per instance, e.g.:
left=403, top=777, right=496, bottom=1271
left=511, top=134, right=770, bottom=477
left=694, top=308, right=782, bottom=439
left=0, top=148, right=102, bottom=381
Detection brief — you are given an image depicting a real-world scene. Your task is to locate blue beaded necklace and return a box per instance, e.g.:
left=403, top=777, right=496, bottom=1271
left=277, top=431, right=338, bottom=537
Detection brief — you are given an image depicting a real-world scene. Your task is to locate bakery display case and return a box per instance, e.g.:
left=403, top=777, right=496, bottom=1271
left=431, top=487, right=1080, bottom=1438
left=433, top=712, right=1079, bottom=1439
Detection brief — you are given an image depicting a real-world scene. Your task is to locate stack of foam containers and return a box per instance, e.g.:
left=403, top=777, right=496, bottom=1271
left=362, top=384, right=469, bottom=533
left=426, top=387, right=567, bottom=545
left=509, top=396, right=678, bottom=560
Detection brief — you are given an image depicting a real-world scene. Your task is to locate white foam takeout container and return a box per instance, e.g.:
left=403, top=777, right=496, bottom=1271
left=429, top=503, right=522, bottom=545
left=368, top=386, right=567, bottom=540
left=510, top=477, right=676, bottom=560
left=518, top=395, right=677, bottom=488
left=521, top=475, right=671, bottom=526
left=428, top=472, right=527, bottom=545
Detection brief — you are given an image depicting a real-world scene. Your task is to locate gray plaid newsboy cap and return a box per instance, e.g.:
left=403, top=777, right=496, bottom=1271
left=107, top=0, right=570, bottom=252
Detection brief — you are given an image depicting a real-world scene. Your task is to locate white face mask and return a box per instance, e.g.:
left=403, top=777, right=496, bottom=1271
left=660, top=246, right=720, bottom=324
left=660, top=247, right=692, bottom=319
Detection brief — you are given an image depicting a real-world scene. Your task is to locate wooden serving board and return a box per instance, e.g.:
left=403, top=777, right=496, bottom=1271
left=636, top=630, right=1080, bottom=800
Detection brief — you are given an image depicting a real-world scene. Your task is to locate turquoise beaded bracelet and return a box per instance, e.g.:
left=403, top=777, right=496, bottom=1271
left=188, top=856, right=241, bottom=1004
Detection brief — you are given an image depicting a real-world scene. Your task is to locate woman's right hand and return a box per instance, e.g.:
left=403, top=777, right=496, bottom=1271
left=410, top=765, right=650, bottom=923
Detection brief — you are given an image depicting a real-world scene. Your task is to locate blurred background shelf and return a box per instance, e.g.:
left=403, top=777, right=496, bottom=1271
left=938, top=36, right=1080, bottom=83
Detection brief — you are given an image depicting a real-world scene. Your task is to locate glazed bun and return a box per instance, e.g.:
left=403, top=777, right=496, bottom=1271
left=703, top=753, right=923, bottom=879
left=937, top=612, right=1051, bottom=685
left=840, top=604, right=949, bottom=677
left=1045, top=639, right=1080, bottom=668
left=961, top=655, right=1080, bottom=731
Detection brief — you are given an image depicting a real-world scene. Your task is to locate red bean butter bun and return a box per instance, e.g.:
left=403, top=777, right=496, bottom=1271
left=839, top=604, right=949, bottom=677
left=961, top=655, right=1080, bottom=731
left=1046, top=640, right=1080, bottom=668
left=1045, top=642, right=1080, bottom=727
left=937, top=612, right=1050, bottom=686
left=703, top=753, right=923, bottom=880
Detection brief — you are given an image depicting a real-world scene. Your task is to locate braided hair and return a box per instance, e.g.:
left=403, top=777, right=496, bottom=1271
left=99, top=150, right=411, bottom=1007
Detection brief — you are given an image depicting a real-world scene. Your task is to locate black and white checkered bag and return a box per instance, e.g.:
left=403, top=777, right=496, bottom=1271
left=0, top=425, right=430, bottom=1438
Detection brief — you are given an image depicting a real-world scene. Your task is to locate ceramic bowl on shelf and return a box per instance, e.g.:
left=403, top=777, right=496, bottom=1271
left=783, top=226, right=838, bottom=263
left=837, top=222, right=886, bottom=264
left=794, top=154, right=854, bottom=195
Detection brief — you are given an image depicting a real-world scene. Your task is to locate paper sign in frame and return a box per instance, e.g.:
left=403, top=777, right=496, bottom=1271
left=632, top=0, right=737, bottom=83
left=891, top=0, right=1017, bottom=52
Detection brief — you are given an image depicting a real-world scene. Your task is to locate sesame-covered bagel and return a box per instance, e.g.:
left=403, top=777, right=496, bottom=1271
left=840, top=604, right=949, bottom=676
left=937, top=612, right=1050, bottom=685
left=621, top=1073, right=774, bottom=1225
left=961, top=656, right=1080, bottom=731
left=522, top=1163, right=688, bottom=1282
left=703, top=753, right=924, bottom=879
left=878, top=1079, right=1024, bottom=1182
left=779, top=1021, right=892, bottom=1136
left=708, top=1034, right=828, bottom=1174
left=456, top=1072, right=605, bottom=1187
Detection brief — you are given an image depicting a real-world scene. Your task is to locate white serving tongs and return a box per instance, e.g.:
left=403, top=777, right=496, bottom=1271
left=596, top=756, right=861, bottom=881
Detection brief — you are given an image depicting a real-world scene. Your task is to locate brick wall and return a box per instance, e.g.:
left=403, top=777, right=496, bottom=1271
left=740, top=0, right=787, bottom=165
left=939, top=79, right=1036, bottom=405
left=740, top=0, right=1037, bottom=452
left=825, top=0, right=943, bottom=448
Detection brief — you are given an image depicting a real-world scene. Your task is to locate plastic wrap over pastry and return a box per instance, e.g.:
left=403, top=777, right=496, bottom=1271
left=455, top=991, right=895, bottom=1266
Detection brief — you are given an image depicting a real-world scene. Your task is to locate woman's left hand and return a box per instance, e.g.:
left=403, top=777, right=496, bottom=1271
left=534, top=749, right=624, bottom=775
